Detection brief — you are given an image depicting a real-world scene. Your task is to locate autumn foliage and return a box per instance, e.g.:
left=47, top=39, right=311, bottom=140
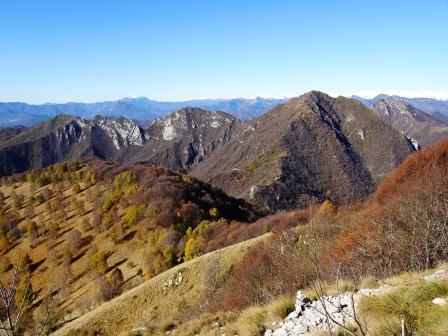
left=335, top=139, right=448, bottom=277
left=217, top=140, right=448, bottom=312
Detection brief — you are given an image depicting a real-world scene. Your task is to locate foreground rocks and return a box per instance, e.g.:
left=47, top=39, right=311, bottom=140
left=265, top=286, right=394, bottom=336
left=423, top=269, right=448, bottom=282
left=267, top=268, right=448, bottom=336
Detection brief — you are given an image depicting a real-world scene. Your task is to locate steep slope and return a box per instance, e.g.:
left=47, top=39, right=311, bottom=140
left=131, top=108, right=239, bottom=171
left=0, top=126, right=25, bottom=142
left=354, top=94, right=448, bottom=122
left=50, top=140, right=448, bottom=335
left=0, top=109, right=240, bottom=177
left=0, top=161, right=265, bottom=335
left=192, top=92, right=415, bottom=211
left=0, top=115, right=147, bottom=176
left=372, top=98, right=448, bottom=146
left=373, top=138, right=448, bottom=204
left=52, top=236, right=263, bottom=336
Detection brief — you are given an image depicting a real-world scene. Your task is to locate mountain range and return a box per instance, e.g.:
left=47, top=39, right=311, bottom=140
left=371, top=98, right=448, bottom=147
left=353, top=94, right=448, bottom=123
left=2, top=94, right=448, bottom=129
left=0, top=97, right=287, bottom=127
left=0, top=92, right=447, bottom=335
left=190, top=92, right=415, bottom=210
left=0, top=92, right=416, bottom=211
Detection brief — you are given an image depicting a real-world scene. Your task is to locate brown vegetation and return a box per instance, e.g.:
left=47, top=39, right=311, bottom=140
left=216, top=139, right=448, bottom=314
left=0, top=159, right=271, bottom=331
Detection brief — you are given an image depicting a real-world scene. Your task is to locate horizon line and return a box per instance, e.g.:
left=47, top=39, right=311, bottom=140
left=1, top=90, right=447, bottom=105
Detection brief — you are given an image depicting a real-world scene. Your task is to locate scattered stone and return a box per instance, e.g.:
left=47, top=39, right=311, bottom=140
left=424, top=269, right=448, bottom=282
left=295, top=291, right=311, bottom=312
left=162, top=272, right=184, bottom=294
left=432, top=297, right=448, bottom=306
left=130, top=327, right=148, bottom=335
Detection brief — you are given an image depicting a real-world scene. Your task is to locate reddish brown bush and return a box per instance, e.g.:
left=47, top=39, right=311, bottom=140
left=216, top=228, right=312, bottom=311
left=373, top=139, right=448, bottom=204
left=334, top=139, right=448, bottom=279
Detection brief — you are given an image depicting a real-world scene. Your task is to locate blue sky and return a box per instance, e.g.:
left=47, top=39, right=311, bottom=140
left=0, top=0, right=447, bottom=103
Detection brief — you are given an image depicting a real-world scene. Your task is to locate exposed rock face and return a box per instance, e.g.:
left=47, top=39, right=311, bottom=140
left=89, top=116, right=146, bottom=160
left=192, top=92, right=415, bottom=210
left=372, top=98, right=448, bottom=147
left=268, top=268, right=448, bottom=335
left=353, top=94, right=448, bottom=123
left=0, top=115, right=146, bottom=176
left=424, top=269, right=448, bottom=282
left=131, top=108, right=238, bottom=171
left=0, top=108, right=238, bottom=176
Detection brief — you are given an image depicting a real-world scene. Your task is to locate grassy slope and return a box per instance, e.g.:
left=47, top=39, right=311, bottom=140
left=0, top=178, right=145, bottom=310
left=358, top=265, right=448, bottom=336
left=0, top=161, right=269, bottom=334
left=0, top=177, right=164, bottom=327
left=52, top=234, right=266, bottom=335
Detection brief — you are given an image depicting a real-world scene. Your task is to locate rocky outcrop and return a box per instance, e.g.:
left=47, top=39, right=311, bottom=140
left=373, top=98, right=448, bottom=147
left=0, top=108, right=240, bottom=177
left=424, top=269, right=448, bottom=282
left=0, top=115, right=146, bottom=176
left=354, top=95, right=448, bottom=124
left=268, top=268, right=448, bottom=336
left=0, top=93, right=416, bottom=212
left=131, top=108, right=239, bottom=171
left=265, top=286, right=394, bottom=336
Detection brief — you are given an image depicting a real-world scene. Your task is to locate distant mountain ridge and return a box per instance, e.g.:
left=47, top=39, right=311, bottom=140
left=0, top=92, right=415, bottom=211
left=353, top=94, right=448, bottom=123
left=0, top=97, right=287, bottom=127
left=3, top=94, right=448, bottom=129
left=191, top=92, right=415, bottom=210
left=372, top=98, right=448, bottom=147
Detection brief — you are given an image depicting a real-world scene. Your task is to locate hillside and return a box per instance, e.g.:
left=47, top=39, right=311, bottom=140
left=131, top=108, right=239, bottom=171
left=372, top=98, right=448, bottom=146
left=52, top=235, right=265, bottom=336
left=192, top=91, right=415, bottom=210
left=0, top=160, right=269, bottom=335
left=49, top=139, right=448, bottom=336
left=0, top=115, right=147, bottom=176
left=0, top=108, right=241, bottom=177
left=0, top=92, right=416, bottom=211
left=353, top=94, right=448, bottom=123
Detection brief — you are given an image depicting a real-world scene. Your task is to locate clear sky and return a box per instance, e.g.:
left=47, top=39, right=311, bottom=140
left=0, top=0, right=447, bottom=103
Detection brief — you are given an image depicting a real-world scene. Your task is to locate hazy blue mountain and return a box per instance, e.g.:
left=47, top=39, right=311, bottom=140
left=0, top=104, right=50, bottom=127
left=0, top=97, right=287, bottom=127
left=353, top=95, right=448, bottom=123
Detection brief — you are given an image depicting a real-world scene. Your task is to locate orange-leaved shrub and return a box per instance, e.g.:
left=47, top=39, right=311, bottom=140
left=334, top=139, right=448, bottom=278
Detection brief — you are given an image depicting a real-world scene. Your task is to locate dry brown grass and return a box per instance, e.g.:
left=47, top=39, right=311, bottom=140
left=52, top=235, right=264, bottom=335
left=0, top=162, right=270, bottom=334
left=0, top=177, right=147, bottom=328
